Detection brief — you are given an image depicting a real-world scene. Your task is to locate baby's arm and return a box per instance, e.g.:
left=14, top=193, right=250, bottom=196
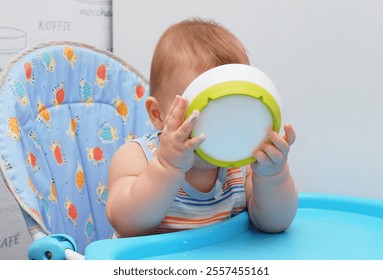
left=245, top=123, right=298, bottom=233
left=106, top=142, right=185, bottom=237
left=106, top=96, right=205, bottom=237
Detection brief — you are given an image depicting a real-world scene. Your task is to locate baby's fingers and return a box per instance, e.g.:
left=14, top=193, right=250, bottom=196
left=166, top=96, right=188, bottom=131
left=176, top=110, right=199, bottom=141
left=268, top=131, right=290, bottom=156
left=283, top=123, right=296, bottom=146
left=164, top=95, right=181, bottom=124
left=268, top=123, right=296, bottom=156
left=253, top=149, right=272, bottom=166
left=186, top=132, right=207, bottom=150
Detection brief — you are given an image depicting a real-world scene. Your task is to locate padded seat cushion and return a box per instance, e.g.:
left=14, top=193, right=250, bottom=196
left=0, top=42, right=154, bottom=253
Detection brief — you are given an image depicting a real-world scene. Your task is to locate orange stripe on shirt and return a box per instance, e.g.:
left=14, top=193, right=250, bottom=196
left=227, top=168, right=242, bottom=177
left=161, top=216, right=229, bottom=226
left=177, top=189, right=189, bottom=196
left=162, top=211, right=231, bottom=225
left=153, top=227, right=190, bottom=234
left=222, top=178, right=245, bottom=191
left=231, top=206, right=247, bottom=214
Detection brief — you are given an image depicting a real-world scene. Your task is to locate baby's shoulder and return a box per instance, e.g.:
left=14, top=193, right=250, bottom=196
left=111, top=141, right=147, bottom=166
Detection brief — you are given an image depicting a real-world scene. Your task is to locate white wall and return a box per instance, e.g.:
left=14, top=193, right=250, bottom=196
left=113, top=0, right=383, bottom=199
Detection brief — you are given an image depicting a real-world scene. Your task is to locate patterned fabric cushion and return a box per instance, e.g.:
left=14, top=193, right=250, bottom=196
left=0, top=42, right=154, bottom=253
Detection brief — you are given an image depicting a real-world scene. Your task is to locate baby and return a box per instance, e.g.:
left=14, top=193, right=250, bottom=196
left=106, top=18, right=297, bottom=237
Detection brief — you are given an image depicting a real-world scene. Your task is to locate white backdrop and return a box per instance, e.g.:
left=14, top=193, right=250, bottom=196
left=113, top=0, right=383, bottom=198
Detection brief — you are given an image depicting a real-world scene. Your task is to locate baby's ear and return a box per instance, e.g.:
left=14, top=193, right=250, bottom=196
left=146, top=96, right=164, bottom=130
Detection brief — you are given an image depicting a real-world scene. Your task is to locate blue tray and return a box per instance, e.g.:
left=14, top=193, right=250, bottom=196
left=85, top=193, right=383, bottom=260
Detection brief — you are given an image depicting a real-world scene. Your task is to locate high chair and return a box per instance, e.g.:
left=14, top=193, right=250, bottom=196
left=0, top=41, right=154, bottom=259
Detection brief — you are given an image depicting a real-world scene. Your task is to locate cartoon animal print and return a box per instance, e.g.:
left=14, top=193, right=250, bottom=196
left=125, top=132, right=140, bottom=142
left=49, top=140, right=66, bottom=166
left=87, top=146, right=107, bottom=167
left=114, top=97, right=128, bottom=123
left=1, top=154, right=12, bottom=171
left=79, top=79, right=94, bottom=106
left=97, top=121, right=118, bottom=144
left=26, top=151, right=40, bottom=173
left=48, top=179, right=57, bottom=203
left=52, top=82, right=65, bottom=108
left=75, top=162, right=85, bottom=194
left=134, top=83, right=146, bottom=102
left=85, top=214, right=95, bottom=244
left=125, top=132, right=135, bottom=142
left=66, top=116, right=80, bottom=140
left=63, top=46, right=77, bottom=69
left=28, top=176, right=39, bottom=199
left=29, top=131, right=41, bottom=148
left=96, top=181, right=108, bottom=205
left=65, top=197, right=78, bottom=227
left=6, top=117, right=21, bottom=141
left=38, top=51, right=56, bottom=73
left=36, top=100, right=51, bottom=129
left=24, top=61, right=35, bottom=83
left=8, top=79, right=28, bottom=106
left=95, top=64, right=109, bottom=88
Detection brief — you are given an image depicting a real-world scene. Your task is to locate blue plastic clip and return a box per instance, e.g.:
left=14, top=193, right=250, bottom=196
left=28, top=234, right=78, bottom=260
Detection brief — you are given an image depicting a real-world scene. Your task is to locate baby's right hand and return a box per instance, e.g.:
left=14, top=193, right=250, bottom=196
left=157, top=95, right=206, bottom=173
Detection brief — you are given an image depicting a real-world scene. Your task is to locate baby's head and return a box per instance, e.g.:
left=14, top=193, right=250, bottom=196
left=147, top=18, right=249, bottom=127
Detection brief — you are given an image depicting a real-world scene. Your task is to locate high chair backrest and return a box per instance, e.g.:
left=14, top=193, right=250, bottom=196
left=0, top=42, right=154, bottom=254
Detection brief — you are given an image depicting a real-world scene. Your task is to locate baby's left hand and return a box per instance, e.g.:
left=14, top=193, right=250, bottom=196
left=251, top=123, right=296, bottom=177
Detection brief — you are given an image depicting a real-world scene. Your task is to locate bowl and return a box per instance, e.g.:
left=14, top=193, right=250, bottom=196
left=183, top=64, right=282, bottom=168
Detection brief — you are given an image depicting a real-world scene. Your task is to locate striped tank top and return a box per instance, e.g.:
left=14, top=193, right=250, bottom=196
left=132, top=132, right=247, bottom=233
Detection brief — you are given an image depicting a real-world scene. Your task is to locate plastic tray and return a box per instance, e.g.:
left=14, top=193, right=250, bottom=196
left=85, top=193, right=383, bottom=260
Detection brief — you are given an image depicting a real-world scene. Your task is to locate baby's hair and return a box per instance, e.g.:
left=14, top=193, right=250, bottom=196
left=149, top=18, right=249, bottom=98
